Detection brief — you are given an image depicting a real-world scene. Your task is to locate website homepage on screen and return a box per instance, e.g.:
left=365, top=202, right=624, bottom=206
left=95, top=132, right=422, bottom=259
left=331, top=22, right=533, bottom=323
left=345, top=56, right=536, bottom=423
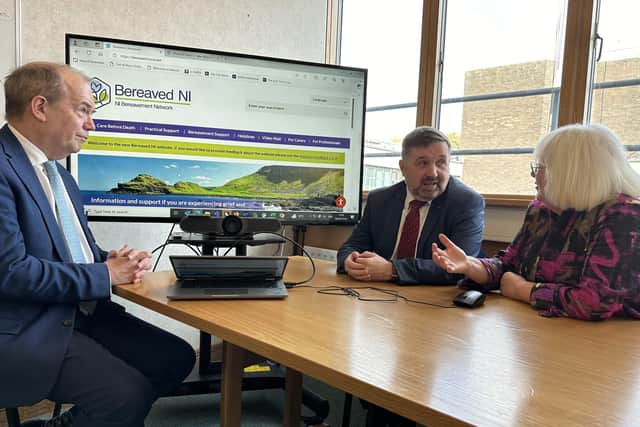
left=67, top=36, right=366, bottom=224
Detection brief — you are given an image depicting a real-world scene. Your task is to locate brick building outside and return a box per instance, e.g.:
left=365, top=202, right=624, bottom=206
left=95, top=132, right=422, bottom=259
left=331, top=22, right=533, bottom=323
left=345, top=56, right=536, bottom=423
left=459, top=58, right=640, bottom=194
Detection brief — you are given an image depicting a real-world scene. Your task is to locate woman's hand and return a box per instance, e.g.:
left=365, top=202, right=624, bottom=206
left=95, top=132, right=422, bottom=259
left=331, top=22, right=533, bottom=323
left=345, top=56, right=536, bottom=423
left=432, top=233, right=470, bottom=275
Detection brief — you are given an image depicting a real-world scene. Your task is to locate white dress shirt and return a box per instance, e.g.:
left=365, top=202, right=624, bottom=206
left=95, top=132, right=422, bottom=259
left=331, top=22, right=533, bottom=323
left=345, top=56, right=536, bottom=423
left=9, top=124, right=94, bottom=263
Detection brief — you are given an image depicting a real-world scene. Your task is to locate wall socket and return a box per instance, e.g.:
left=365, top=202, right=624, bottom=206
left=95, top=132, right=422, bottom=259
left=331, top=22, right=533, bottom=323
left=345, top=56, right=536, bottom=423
left=304, top=245, right=337, bottom=262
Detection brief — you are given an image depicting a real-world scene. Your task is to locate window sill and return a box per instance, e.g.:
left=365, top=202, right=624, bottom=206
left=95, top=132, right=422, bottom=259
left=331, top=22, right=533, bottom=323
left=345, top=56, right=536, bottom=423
left=362, top=191, right=533, bottom=207
left=482, top=194, right=533, bottom=207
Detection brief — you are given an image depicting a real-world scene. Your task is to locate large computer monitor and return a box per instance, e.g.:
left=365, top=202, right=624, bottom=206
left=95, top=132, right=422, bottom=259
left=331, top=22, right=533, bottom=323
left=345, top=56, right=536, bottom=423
left=65, top=34, right=367, bottom=225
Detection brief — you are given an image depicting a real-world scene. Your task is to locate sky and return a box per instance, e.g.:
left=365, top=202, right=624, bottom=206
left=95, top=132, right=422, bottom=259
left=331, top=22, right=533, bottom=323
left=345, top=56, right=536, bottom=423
left=339, top=0, right=640, bottom=142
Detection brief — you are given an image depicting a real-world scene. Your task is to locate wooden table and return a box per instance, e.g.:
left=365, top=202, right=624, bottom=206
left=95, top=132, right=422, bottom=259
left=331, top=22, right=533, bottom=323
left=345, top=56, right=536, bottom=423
left=114, top=257, right=640, bottom=427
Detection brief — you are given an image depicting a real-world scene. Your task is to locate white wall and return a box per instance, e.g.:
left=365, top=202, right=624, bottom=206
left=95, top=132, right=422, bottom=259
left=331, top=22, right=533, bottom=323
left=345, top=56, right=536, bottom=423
left=0, top=0, right=18, bottom=121
left=20, top=0, right=327, bottom=63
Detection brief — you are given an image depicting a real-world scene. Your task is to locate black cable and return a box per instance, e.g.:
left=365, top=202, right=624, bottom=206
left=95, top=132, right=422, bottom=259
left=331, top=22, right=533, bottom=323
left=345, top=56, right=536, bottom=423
left=318, top=286, right=398, bottom=302
left=394, top=292, right=457, bottom=308
left=151, top=224, right=202, bottom=272
left=222, top=242, right=241, bottom=256
left=271, top=224, right=286, bottom=256
left=151, top=242, right=200, bottom=256
left=261, top=231, right=316, bottom=286
left=220, top=236, right=256, bottom=256
left=296, top=284, right=456, bottom=308
left=152, top=223, right=176, bottom=272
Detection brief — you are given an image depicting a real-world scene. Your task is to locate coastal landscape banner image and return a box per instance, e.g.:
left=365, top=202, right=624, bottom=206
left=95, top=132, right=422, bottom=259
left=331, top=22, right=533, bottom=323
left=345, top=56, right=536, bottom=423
left=77, top=154, right=344, bottom=210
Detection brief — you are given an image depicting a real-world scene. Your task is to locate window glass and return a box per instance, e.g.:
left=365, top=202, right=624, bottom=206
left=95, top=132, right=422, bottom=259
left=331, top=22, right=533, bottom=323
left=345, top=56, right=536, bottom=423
left=340, top=0, right=423, bottom=190
left=439, top=0, right=567, bottom=195
left=588, top=0, right=640, bottom=149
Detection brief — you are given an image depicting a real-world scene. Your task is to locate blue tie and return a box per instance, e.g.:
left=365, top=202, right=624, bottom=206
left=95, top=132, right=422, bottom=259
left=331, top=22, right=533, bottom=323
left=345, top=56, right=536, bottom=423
left=43, top=161, right=86, bottom=263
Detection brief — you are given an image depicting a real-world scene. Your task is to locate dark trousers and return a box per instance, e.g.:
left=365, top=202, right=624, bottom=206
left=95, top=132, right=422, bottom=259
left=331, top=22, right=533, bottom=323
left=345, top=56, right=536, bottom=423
left=46, top=301, right=195, bottom=427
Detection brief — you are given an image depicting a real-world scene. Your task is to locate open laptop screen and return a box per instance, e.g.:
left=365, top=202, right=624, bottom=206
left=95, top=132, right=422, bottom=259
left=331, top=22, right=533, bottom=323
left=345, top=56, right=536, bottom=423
left=169, top=256, right=288, bottom=280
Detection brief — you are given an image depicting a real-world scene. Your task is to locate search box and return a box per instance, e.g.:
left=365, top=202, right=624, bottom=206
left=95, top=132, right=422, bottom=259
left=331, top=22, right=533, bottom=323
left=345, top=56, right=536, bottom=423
left=246, top=100, right=350, bottom=120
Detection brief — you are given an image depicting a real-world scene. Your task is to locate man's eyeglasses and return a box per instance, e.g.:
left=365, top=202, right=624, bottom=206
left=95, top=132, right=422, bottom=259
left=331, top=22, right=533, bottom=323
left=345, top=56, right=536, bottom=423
left=530, top=161, right=544, bottom=177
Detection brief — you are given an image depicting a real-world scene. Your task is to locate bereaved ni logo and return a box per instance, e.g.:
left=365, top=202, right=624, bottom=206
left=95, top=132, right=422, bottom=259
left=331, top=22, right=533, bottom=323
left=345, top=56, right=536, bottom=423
left=90, top=77, right=111, bottom=109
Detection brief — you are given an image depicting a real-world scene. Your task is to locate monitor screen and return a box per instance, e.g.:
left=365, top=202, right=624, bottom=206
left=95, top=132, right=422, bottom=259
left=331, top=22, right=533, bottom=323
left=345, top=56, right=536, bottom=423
left=65, top=34, right=366, bottom=225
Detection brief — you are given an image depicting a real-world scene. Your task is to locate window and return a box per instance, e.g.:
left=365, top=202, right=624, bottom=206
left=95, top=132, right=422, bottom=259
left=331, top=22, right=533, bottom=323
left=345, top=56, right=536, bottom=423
left=438, top=0, right=567, bottom=195
left=340, top=0, right=423, bottom=191
left=587, top=0, right=640, bottom=170
left=338, top=0, right=636, bottom=203
left=363, top=163, right=403, bottom=190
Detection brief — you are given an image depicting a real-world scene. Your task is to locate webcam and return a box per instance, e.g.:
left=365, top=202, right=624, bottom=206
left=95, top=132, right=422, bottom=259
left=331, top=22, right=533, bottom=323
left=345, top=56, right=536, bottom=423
left=180, top=215, right=281, bottom=238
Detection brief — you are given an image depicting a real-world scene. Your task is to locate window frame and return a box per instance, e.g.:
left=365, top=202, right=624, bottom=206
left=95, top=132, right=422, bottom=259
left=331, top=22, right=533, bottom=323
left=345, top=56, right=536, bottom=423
left=338, top=0, right=603, bottom=205
left=420, top=0, right=596, bottom=206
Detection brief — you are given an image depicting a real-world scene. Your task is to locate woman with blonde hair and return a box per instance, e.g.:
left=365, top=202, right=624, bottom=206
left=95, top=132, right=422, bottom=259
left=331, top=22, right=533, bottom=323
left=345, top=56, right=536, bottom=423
left=433, top=124, right=640, bottom=320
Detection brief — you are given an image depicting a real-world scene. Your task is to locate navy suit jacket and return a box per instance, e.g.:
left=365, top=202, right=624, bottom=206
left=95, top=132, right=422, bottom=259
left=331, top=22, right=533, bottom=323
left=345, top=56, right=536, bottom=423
left=337, top=177, right=484, bottom=284
left=0, top=125, right=110, bottom=406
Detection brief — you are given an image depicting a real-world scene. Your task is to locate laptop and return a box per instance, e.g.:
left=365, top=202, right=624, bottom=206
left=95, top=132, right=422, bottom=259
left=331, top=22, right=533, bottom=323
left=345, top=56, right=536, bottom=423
left=167, top=256, right=289, bottom=300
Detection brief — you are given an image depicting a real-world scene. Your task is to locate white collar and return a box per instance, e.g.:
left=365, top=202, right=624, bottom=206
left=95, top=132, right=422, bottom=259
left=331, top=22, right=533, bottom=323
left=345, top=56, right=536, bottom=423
left=8, top=123, right=49, bottom=167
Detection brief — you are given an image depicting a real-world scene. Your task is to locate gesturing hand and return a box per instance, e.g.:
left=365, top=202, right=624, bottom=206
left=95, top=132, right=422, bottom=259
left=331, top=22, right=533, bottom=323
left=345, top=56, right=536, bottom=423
left=431, top=233, right=469, bottom=275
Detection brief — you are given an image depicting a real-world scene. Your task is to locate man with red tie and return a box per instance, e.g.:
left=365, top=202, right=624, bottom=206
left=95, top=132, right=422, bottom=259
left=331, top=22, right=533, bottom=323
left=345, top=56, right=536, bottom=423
left=337, top=126, right=484, bottom=427
left=337, top=126, right=484, bottom=285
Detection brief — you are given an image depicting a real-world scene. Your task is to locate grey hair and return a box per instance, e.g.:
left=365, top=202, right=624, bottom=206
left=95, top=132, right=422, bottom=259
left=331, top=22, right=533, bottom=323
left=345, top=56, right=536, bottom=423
left=535, top=123, right=640, bottom=211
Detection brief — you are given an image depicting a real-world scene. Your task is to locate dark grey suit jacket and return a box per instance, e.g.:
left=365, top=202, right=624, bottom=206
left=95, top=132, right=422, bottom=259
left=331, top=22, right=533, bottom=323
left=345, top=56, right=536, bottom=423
left=337, top=177, right=484, bottom=284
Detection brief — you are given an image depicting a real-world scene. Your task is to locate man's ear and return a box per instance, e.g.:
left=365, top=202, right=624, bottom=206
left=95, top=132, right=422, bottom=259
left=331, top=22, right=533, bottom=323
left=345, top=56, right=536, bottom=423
left=31, top=96, right=48, bottom=122
left=398, top=158, right=405, bottom=176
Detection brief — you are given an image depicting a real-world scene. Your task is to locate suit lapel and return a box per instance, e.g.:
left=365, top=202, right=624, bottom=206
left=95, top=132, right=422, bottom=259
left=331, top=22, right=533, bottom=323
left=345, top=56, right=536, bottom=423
left=417, top=201, right=442, bottom=255
left=381, top=183, right=406, bottom=257
left=1, top=125, right=73, bottom=262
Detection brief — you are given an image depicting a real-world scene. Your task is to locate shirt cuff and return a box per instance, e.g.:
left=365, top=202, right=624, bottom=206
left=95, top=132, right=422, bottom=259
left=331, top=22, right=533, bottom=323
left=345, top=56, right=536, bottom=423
left=390, top=261, right=399, bottom=282
left=529, top=282, right=554, bottom=309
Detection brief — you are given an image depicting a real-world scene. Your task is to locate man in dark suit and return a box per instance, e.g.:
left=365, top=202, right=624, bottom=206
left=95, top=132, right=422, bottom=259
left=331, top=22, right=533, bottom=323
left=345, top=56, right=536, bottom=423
left=0, top=62, right=195, bottom=426
left=338, top=126, right=484, bottom=285
left=337, top=127, right=483, bottom=426
left=337, top=126, right=483, bottom=426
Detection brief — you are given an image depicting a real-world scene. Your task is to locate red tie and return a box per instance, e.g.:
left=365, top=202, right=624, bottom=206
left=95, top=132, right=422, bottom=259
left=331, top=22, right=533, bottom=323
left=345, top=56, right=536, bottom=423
left=396, top=200, right=427, bottom=259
